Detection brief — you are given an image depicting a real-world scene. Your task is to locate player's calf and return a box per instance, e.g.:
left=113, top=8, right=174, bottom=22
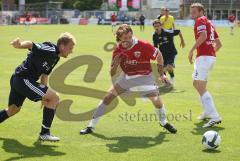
left=0, top=105, right=21, bottom=123
left=39, top=89, right=60, bottom=140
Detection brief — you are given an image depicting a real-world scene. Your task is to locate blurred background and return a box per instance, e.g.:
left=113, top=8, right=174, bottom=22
left=0, top=0, right=239, bottom=26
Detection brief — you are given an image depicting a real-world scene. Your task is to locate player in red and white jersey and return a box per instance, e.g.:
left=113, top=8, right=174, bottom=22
left=189, top=3, right=222, bottom=128
left=228, top=13, right=236, bottom=35
left=111, top=13, right=117, bottom=31
left=80, top=24, right=177, bottom=135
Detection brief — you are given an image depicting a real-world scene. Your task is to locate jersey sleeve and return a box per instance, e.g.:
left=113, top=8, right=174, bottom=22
left=196, top=18, right=207, bottom=35
left=31, top=42, right=56, bottom=56
left=164, top=29, right=180, bottom=37
left=152, top=34, right=158, bottom=48
left=144, top=42, right=159, bottom=60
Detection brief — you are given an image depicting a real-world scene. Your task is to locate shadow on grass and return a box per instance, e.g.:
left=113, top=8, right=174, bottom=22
left=91, top=132, right=168, bottom=153
left=158, top=86, right=185, bottom=96
left=202, top=149, right=221, bottom=153
left=191, top=121, right=225, bottom=135
left=0, top=138, right=65, bottom=161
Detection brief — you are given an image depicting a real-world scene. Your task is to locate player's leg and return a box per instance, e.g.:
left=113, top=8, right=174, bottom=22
left=0, top=105, right=21, bottom=123
left=80, top=83, right=127, bottom=134
left=231, top=24, right=234, bottom=35
left=166, top=54, right=176, bottom=86
left=147, top=93, right=177, bottom=134
left=167, top=64, right=175, bottom=86
left=192, top=56, right=221, bottom=127
left=12, top=76, right=60, bottom=141
left=39, top=88, right=60, bottom=141
left=0, top=76, right=25, bottom=123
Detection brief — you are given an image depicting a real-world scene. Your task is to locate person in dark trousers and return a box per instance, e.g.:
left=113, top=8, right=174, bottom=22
left=0, top=32, right=76, bottom=142
left=152, top=19, right=185, bottom=86
left=139, top=14, right=146, bottom=32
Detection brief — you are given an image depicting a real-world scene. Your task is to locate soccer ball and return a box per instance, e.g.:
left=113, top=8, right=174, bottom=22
left=202, top=130, right=221, bottom=149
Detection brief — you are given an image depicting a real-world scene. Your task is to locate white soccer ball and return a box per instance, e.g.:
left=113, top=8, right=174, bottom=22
left=202, top=130, right=221, bottom=149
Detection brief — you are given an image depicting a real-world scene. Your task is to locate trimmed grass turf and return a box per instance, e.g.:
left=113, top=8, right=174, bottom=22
left=0, top=25, right=240, bottom=161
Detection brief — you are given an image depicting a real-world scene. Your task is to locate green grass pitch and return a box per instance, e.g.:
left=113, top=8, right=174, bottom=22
left=0, top=25, right=239, bottom=161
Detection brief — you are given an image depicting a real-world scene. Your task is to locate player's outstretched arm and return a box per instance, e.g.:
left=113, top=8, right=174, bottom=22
left=179, top=32, right=186, bottom=48
left=214, top=38, right=222, bottom=52
left=10, top=38, right=33, bottom=49
left=188, top=31, right=207, bottom=64
left=110, top=54, right=121, bottom=77
left=156, top=50, right=165, bottom=79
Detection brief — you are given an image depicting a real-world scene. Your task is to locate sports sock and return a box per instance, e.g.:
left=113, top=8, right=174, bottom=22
left=88, top=101, right=107, bottom=128
left=155, top=105, right=167, bottom=126
left=40, top=107, right=55, bottom=135
left=169, top=71, right=175, bottom=78
left=0, top=109, right=9, bottom=123
left=201, top=91, right=220, bottom=118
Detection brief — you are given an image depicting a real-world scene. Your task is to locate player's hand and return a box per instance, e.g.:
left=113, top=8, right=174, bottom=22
left=10, top=38, right=21, bottom=49
left=180, top=40, right=186, bottom=48
left=112, top=54, right=122, bottom=67
left=159, top=74, right=169, bottom=84
left=188, top=50, right=194, bottom=64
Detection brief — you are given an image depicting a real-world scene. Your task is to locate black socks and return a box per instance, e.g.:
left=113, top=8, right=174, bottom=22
left=0, top=110, right=9, bottom=123
left=40, top=107, right=55, bottom=135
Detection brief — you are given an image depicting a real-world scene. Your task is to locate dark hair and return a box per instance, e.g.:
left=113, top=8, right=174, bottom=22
left=152, top=19, right=161, bottom=26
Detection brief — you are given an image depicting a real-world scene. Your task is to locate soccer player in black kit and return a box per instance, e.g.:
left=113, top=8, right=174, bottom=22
left=152, top=19, right=185, bottom=86
left=0, top=32, right=76, bottom=142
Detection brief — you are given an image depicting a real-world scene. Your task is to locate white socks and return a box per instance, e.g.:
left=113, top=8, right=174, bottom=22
left=88, top=101, right=107, bottom=128
left=155, top=105, right=167, bottom=126
left=201, top=91, right=220, bottom=118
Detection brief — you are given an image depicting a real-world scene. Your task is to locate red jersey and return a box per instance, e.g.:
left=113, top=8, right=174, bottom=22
left=194, top=16, right=219, bottom=57
left=26, top=15, right=31, bottom=22
left=112, top=38, right=158, bottom=76
left=228, top=15, right=236, bottom=23
left=111, top=15, right=117, bottom=22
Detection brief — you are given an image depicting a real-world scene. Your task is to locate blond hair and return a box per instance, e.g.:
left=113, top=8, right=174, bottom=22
left=57, top=32, right=76, bottom=47
left=115, top=24, right=133, bottom=42
left=191, top=3, right=205, bottom=13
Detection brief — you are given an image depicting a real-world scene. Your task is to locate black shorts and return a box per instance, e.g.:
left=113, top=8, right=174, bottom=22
left=162, top=53, right=177, bottom=67
left=8, top=75, right=48, bottom=107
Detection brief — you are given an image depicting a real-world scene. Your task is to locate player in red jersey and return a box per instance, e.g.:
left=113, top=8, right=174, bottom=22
left=189, top=3, right=222, bottom=128
left=80, top=24, right=177, bottom=135
left=24, top=13, right=31, bottom=31
left=228, top=13, right=236, bottom=35
left=111, top=13, right=117, bottom=31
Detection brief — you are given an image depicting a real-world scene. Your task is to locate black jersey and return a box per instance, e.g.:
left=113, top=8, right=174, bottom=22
left=14, top=42, right=60, bottom=81
left=152, top=29, right=180, bottom=55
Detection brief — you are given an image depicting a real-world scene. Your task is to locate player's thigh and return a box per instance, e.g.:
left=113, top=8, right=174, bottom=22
left=104, top=83, right=127, bottom=104
left=11, top=76, right=48, bottom=103
left=192, top=56, right=215, bottom=81
left=8, top=76, right=26, bottom=109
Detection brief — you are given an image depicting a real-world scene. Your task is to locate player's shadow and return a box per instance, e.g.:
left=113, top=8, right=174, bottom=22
left=91, top=132, right=168, bottom=153
left=190, top=121, right=225, bottom=135
left=0, top=138, right=65, bottom=161
left=158, top=86, right=185, bottom=96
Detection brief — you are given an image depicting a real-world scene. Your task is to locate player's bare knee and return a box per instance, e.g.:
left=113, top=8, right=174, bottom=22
left=193, top=81, right=198, bottom=89
left=103, top=93, right=116, bottom=105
